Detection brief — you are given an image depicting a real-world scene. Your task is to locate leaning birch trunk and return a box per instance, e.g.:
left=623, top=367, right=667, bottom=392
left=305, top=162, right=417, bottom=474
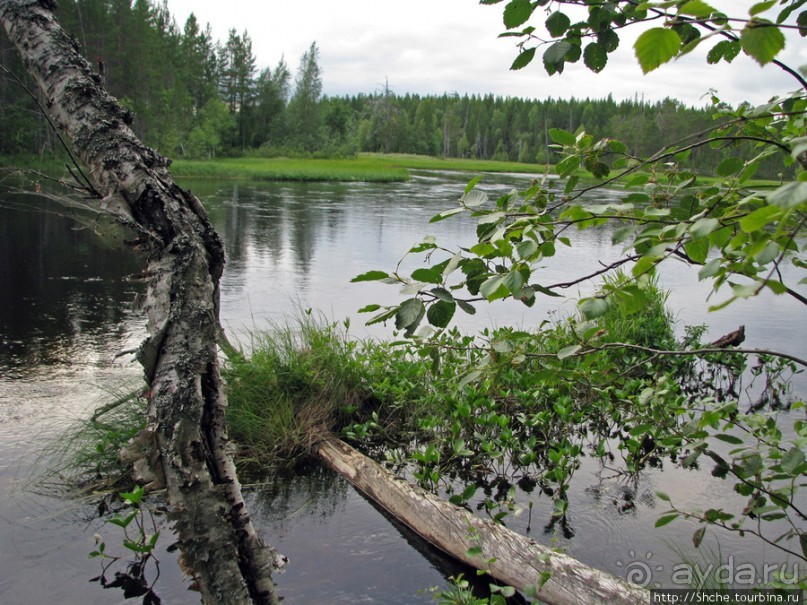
left=0, top=2, right=281, bottom=603
left=314, top=434, right=649, bottom=605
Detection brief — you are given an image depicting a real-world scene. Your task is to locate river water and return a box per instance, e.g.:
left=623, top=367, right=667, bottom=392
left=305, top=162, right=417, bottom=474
left=1, top=171, right=804, bottom=603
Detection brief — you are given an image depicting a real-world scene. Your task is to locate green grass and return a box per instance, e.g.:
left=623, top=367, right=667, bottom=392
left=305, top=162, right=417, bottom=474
left=170, top=154, right=549, bottom=183
left=171, top=156, right=410, bottom=182
left=31, top=383, right=147, bottom=495
left=222, top=315, right=373, bottom=469
left=369, top=153, right=549, bottom=175
left=0, top=154, right=74, bottom=184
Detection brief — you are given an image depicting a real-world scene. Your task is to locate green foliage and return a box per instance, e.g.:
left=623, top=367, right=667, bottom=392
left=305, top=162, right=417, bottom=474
left=89, top=485, right=163, bottom=604
left=431, top=574, right=506, bottom=605
left=350, top=0, right=806, bottom=574
left=4, top=1, right=794, bottom=174
left=223, top=314, right=373, bottom=468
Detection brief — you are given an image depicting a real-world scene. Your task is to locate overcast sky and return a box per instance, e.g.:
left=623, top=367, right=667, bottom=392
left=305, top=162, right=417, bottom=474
left=164, top=0, right=805, bottom=107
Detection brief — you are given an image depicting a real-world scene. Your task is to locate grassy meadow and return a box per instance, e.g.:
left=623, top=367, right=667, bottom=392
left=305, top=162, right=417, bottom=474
left=169, top=153, right=549, bottom=182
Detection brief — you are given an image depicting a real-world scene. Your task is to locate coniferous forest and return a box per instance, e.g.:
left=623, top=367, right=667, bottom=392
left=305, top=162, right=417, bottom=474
left=0, top=0, right=783, bottom=178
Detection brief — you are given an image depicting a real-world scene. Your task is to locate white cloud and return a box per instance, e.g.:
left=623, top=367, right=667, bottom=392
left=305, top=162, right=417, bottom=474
left=164, top=0, right=806, bottom=106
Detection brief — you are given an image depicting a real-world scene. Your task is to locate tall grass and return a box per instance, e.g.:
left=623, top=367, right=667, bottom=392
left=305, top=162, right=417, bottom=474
left=31, top=382, right=147, bottom=495
left=223, top=316, right=372, bottom=469
left=171, top=156, right=410, bottom=182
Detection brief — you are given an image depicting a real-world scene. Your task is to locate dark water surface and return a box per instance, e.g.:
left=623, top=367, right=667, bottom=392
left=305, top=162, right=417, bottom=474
left=1, top=173, right=804, bottom=603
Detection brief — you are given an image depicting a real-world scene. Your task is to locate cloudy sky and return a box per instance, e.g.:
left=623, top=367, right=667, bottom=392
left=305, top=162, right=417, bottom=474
left=164, top=0, right=805, bottom=107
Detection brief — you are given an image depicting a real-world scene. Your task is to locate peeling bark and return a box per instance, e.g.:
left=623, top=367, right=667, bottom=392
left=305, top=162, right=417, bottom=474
left=314, top=434, right=650, bottom=605
left=0, top=2, right=281, bottom=603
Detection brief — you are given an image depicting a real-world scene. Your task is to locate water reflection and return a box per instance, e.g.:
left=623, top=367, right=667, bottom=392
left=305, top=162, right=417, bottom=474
left=193, top=173, right=805, bottom=399
left=1, top=174, right=804, bottom=604
left=0, top=195, right=144, bottom=371
left=247, top=466, right=491, bottom=604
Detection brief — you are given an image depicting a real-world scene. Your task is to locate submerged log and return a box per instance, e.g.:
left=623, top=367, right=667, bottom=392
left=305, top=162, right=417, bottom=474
left=313, top=433, right=649, bottom=605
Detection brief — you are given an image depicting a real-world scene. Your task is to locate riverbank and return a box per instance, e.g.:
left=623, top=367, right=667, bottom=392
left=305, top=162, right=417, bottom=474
left=1, top=152, right=549, bottom=183
left=2, top=152, right=780, bottom=189
left=170, top=153, right=549, bottom=182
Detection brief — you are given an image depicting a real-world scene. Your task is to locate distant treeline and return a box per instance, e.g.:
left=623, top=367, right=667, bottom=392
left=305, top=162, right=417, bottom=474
left=0, top=0, right=783, bottom=178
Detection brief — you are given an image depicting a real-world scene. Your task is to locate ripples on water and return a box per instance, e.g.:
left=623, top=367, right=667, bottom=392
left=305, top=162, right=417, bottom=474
left=1, top=174, right=804, bottom=603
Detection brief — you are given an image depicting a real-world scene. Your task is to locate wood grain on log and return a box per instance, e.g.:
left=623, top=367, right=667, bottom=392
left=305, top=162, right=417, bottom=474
left=314, top=433, right=649, bottom=605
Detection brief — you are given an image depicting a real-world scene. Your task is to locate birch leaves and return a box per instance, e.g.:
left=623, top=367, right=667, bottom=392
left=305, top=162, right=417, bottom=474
left=491, top=0, right=801, bottom=76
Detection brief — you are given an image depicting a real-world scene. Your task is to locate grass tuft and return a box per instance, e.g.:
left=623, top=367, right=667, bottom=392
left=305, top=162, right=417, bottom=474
left=223, top=315, right=372, bottom=469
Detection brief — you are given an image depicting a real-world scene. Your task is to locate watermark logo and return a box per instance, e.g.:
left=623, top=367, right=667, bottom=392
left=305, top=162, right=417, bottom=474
left=617, top=551, right=802, bottom=589
left=616, top=550, right=665, bottom=588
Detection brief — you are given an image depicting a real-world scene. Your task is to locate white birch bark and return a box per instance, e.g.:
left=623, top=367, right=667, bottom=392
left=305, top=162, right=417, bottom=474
left=0, top=2, right=281, bottom=603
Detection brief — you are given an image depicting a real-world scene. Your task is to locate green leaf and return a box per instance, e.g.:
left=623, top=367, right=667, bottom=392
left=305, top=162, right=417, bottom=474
left=656, top=491, right=671, bottom=502
left=457, top=300, right=477, bottom=315
left=411, top=268, right=443, bottom=284
left=741, top=20, right=786, bottom=65
left=430, top=207, right=465, bottom=223
left=480, top=275, right=509, bottom=300
left=749, top=0, right=777, bottom=16
left=503, top=270, right=524, bottom=296
left=791, top=136, right=807, bottom=160
left=692, top=526, right=706, bottom=548
left=556, top=155, right=580, bottom=176
left=549, top=128, right=576, bottom=146
left=632, top=255, right=659, bottom=277
left=395, top=298, right=424, bottom=331
left=357, top=304, right=380, bottom=313
left=583, top=42, right=608, bottom=73
left=543, top=40, right=572, bottom=74
left=503, top=0, right=534, bottom=28
left=634, top=28, right=682, bottom=73
left=516, top=239, right=539, bottom=260
left=351, top=270, right=388, bottom=282
left=655, top=513, right=679, bottom=527
left=464, top=175, right=483, bottom=194
left=706, top=39, right=741, bottom=64
left=679, top=0, right=717, bottom=17
left=462, top=189, right=489, bottom=207
left=733, top=451, right=763, bottom=478
left=625, top=173, right=650, bottom=187
left=685, top=237, right=709, bottom=264
left=690, top=217, right=720, bottom=238
left=767, top=181, right=807, bottom=209
left=739, top=205, right=781, bottom=232
left=597, top=29, right=620, bottom=52
left=579, top=297, right=609, bottom=319
left=409, top=241, right=437, bottom=253
left=698, top=258, right=722, bottom=280
left=427, top=300, right=456, bottom=328
left=546, top=11, right=571, bottom=37
left=430, top=286, right=454, bottom=302
left=781, top=446, right=805, bottom=474
left=557, top=344, right=582, bottom=359
left=612, top=224, right=637, bottom=244
left=716, top=157, right=744, bottom=176
left=511, top=47, right=536, bottom=70
left=713, top=433, right=744, bottom=445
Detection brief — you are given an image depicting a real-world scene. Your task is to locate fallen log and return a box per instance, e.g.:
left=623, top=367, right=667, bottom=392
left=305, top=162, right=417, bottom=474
left=313, top=433, right=649, bottom=605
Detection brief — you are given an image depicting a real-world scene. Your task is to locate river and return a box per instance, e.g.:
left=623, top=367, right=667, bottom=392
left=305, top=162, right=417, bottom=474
left=1, top=171, right=804, bottom=603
